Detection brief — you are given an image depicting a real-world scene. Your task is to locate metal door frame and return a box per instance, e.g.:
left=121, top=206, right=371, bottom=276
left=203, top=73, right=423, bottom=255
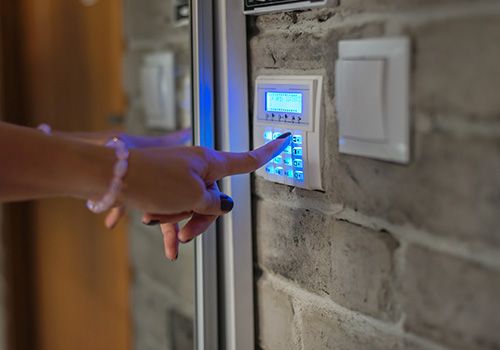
left=193, top=0, right=254, bottom=349
left=192, top=0, right=219, bottom=349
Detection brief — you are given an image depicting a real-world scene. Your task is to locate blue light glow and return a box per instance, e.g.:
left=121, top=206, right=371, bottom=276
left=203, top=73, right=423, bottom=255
left=264, top=131, right=273, bottom=141
left=266, top=92, right=303, bottom=114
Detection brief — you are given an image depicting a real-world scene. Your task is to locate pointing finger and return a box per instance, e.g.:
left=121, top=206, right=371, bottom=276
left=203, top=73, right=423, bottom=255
left=213, top=132, right=291, bottom=179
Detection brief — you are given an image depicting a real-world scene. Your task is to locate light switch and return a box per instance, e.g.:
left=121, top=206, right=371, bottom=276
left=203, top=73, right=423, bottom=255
left=141, top=52, right=176, bottom=130
left=336, top=59, right=386, bottom=141
left=336, top=38, right=410, bottom=164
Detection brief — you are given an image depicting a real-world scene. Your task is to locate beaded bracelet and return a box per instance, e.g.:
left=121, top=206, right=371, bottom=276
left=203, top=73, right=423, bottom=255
left=87, top=137, right=130, bottom=214
left=37, top=124, right=128, bottom=214
left=37, top=123, right=52, bottom=135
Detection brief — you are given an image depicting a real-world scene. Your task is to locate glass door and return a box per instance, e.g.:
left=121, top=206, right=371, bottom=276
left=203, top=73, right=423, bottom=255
left=124, top=0, right=197, bottom=349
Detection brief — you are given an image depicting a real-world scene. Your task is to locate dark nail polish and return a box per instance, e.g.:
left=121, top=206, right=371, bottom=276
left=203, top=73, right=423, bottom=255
left=277, top=132, right=291, bottom=139
left=220, top=194, right=234, bottom=212
left=144, top=220, right=160, bottom=226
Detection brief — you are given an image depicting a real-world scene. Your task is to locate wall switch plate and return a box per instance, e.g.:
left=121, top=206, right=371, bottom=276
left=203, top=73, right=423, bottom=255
left=253, top=75, right=324, bottom=190
left=141, top=52, right=176, bottom=130
left=336, top=37, right=410, bottom=163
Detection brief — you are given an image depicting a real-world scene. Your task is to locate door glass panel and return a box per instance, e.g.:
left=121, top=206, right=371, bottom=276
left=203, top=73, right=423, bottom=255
left=124, top=0, right=195, bottom=348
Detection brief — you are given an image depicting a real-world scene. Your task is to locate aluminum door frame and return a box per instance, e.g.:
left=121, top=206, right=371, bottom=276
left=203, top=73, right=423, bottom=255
left=214, top=0, right=255, bottom=349
left=193, top=0, right=254, bottom=348
left=192, top=0, right=218, bottom=349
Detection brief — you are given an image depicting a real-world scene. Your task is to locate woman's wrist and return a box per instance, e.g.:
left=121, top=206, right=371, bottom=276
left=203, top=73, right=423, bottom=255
left=50, top=136, right=116, bottom=201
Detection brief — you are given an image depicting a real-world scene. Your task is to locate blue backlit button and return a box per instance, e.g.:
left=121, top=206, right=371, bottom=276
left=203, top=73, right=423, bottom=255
left=294, top=171, right=304, bottom=182
left=264, top=131, right=273, bottom=141
left=272, top=132, right=281, bottom=140
left=265, top=165, right=275, bottom=175
left=285, top=169, right=294, bottom=179
left=275, top=167, right=284, bottom=176
left=293, top=159, right=303, bottom=168
left=283, top=145, right=292, bottom=154
left=274, top=155, right=283, bottom=164
left=283, top=157, right=293, bottom=166
left=292, top=147, right=303, bottom=157
left=292, top=135, right=303, bottom=145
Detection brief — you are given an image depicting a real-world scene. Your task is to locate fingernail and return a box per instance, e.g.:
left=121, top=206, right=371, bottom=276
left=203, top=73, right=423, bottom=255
left=220, top=194, right=234, bottom=212
left=277, top=132, right=291, bottom=139
left=179, top=238, right=192, bottom=244
left=143, top=220, right=160, bottom=226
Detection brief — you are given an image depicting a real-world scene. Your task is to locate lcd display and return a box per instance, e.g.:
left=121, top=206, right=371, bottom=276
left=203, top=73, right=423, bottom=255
left=265, top=92, right=303, bottom=114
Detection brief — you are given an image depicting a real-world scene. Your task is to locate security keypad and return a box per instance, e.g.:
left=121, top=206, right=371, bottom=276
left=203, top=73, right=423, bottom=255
left=253, top=75, right=324, bottom=190
left=262, top=129, right=306, bottom=187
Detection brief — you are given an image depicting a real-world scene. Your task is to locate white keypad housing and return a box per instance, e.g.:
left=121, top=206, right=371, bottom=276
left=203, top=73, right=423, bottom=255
left=253, top=75, right=324, bottom=190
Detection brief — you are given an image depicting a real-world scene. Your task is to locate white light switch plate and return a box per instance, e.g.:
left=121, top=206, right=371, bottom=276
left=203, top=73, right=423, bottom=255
left=336, top=37, right=410, bottom=163
left=141, top=52, right=176, bottom=130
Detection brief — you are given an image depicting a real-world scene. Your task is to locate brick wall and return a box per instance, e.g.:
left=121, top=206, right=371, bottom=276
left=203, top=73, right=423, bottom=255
left=123, top=1, right=194, bottom=349
left=249, top=2, right=500, bottom=350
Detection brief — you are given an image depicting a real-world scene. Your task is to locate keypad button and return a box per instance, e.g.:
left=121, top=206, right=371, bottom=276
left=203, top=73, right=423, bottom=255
left=265, top=165, right=274, bottom=174
left=292, top=147, right=303, bottom=156
left=273, top=155, right=283, bottom=164
left=263, top=131, right=273, bottom=141
left=292, top=135, right=303, bottom=145
left=285, top=169, right=294, bottom=179
left=293, top=159, right=303, bottom=168
left=275, top=167, right=284, bottom=176
left=294, top=171, right=304, bottom=182
left=284, top=157, right=293, bottom=166
left=283, top=145, right=292, bottom=154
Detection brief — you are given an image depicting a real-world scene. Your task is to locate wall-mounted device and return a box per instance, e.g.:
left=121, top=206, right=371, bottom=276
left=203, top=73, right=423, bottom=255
left=141, top=52, right=176, bottom=130
left=253, top=75, right=324, bottom=190
left=335, top=37, right=410, bottom=163
left=173, top=0, right=189, bottom=26
left=243, top=0, right=337, bottom=15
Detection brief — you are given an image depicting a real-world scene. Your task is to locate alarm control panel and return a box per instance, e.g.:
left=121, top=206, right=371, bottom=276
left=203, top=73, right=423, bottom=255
left=253, top=75, right=324, bottom=190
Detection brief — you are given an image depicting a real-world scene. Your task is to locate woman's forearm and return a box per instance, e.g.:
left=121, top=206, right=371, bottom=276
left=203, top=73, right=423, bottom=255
left=0, top=122, right=115, bottom=202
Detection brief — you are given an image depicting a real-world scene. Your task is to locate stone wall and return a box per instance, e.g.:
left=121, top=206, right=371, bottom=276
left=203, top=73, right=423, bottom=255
left=123, top=1, right=194, bottom=349
left=249, top=2, right=500, bottom=350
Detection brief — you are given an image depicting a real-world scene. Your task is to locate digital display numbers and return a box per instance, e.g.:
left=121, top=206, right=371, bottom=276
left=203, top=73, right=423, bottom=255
left=265, top=92, right=303, bottom=114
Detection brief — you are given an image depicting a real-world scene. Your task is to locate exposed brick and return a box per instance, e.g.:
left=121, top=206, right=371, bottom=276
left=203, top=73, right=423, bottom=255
left=256, top=278, right=299, bottom=350
left=411, top=14, right=500, bottom=119
left=255, top=127, right=500, bottom=248
left=251, top=10, right=500, bottom=248
left=331, top=132, right=500, bottom=247
left=248, top=20, right=384, bottom=83
left=339, top=0, right=486, bottom=13
left=403, top=246, right=500, bottom=350
left=255, top=200, right=399, bottom=321
left=300, top=305, right=402, bottom=350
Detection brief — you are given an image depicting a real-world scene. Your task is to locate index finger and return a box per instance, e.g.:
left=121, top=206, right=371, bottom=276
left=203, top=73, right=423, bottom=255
left=216, top=132, right=291, bottom=178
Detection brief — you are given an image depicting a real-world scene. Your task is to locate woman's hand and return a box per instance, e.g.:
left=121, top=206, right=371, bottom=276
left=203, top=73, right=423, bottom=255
left=56, top=128, right=192, bottom=149
left=101, top=129, right=192, bottom=228
left=124, top=132, right=292, bottom=260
